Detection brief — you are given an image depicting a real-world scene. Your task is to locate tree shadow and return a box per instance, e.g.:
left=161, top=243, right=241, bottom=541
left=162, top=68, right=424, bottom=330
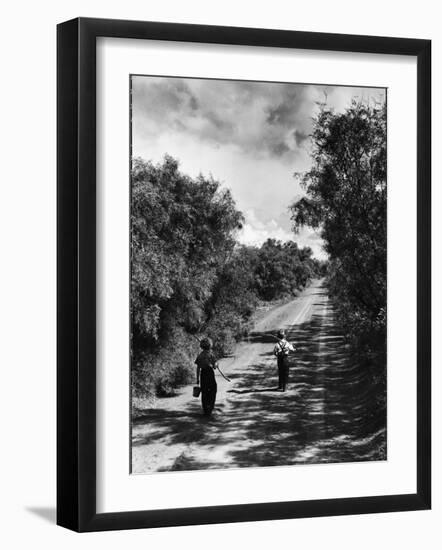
left=132, top=290, right=386, bottom=472
left=228, top=387, right=280, bottom=395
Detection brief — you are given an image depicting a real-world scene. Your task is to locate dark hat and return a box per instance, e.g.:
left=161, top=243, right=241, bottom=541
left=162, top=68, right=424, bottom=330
left=200, top=337, right=213, bottom=350
left=277, top=330, right=286, bottom=339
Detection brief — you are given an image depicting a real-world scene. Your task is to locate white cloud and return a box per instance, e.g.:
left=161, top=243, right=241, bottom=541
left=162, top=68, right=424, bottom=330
left=132, top=76, right=384, bottom=262
left=295, top=227, right=327, bottom=260
left=132, top=77, right=385, bottom=164
left=237, top=209, right=327, bottom=260
left=238, top=209, right=294, bottom=247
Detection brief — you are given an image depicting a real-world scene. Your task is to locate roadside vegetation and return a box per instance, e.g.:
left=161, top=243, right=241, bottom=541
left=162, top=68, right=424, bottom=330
left=131, top=100, right=386, bottom=402
left=131, top=156, right=323, bottom=398
left=290, top=100, right=387, bottom=411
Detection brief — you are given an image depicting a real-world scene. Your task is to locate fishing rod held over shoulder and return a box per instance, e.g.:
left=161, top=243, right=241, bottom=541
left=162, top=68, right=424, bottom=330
left=270, top=333, right=297, bottom=351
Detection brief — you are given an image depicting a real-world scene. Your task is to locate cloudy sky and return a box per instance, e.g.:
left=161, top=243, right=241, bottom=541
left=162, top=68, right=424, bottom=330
left=131, top=76, right=385, bottom=258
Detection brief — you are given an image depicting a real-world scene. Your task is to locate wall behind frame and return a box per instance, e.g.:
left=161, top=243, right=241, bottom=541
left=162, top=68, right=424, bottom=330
left=0, top=0, right=439, bottom=548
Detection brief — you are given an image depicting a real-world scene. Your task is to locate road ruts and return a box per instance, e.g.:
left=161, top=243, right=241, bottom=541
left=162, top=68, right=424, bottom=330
left=131, top=279, right=386, bottom=473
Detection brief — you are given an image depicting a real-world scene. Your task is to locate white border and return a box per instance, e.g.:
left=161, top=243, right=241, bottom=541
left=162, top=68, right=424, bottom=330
left=97, top=37, right=417, bottom=513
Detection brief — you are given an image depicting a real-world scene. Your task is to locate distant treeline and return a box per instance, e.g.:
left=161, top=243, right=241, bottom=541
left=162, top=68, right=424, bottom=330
left=131, top=156, right=324, bottom=397
left=291, top=100, right=387, bottom=407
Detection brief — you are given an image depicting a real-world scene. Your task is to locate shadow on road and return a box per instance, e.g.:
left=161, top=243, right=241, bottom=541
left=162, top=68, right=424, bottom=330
left=228, top=387, right=279, bottom=395
left=132, top=286, right=386, bottom=472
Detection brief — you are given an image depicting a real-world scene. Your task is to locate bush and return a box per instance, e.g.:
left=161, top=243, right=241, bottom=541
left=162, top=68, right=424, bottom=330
left=291, top=101, right=387, bottom=359
left=131, top=156, right=325, bottom=398
left=132, top=326, right=199, bottom=398
left=131, top=156, right=243, bottom=397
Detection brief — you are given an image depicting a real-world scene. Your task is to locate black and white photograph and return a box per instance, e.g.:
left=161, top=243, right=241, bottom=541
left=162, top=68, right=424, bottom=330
left=130, top=75, right=387, bottom=474
left=0, top=0, right=435, bottom=541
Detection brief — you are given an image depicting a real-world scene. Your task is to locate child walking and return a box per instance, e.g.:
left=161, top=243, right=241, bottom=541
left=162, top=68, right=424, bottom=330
left=273, top=329, right=295, bottom=392
left=195, top=337, right=218, bottom=416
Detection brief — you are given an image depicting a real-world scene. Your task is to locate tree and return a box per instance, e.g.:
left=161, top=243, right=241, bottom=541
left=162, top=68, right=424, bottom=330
left=131, top=155, right=244, bottom=395
left=131, top=154, right=327, bottom=398
left=202, top=245, right=259, bottom=356
left=290, top=101, right=387, bottom=352
left=254, top=239, right=317, bottom=301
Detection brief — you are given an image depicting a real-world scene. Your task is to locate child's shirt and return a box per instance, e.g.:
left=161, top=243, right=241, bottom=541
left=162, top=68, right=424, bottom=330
left=195, top=350, right=217, bottom=370
left=273, top=339, right=295, bottom=357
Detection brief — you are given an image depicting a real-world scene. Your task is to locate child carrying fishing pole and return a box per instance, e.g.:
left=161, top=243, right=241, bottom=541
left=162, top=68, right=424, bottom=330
left=194, top=337, right=230, bottom=416
left=273, top=330, right=296, bottom=392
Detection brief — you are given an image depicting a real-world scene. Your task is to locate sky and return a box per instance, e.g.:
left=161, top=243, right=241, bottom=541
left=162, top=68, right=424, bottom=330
left=131, top=76, right=385, bottom=259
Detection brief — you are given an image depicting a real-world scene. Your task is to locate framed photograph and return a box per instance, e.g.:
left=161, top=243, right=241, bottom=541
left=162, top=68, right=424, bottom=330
left=57, top=17, right=431, bottom=532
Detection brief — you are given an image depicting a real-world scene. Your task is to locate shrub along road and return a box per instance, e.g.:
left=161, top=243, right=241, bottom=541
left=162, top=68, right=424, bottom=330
left=131, top=279, right=386, bottom=473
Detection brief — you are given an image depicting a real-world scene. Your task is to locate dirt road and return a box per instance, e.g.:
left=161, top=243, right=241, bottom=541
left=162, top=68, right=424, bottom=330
left=131, top=280, right=386, bottom=473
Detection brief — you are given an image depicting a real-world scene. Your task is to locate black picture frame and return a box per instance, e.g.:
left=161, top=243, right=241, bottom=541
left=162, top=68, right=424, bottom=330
left=57, top=17, right=431, bottom=532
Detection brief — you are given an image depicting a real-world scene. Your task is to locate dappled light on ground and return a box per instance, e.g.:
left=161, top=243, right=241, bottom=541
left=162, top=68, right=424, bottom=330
left=131, top=282, right=386, bottom=473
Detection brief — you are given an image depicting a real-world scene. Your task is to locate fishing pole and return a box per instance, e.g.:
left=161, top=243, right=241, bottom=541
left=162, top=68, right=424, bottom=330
left=215, top=364, right=231, bottom=383
left=191, top=333, right=231, bottom=382
left=269, top=333, right=297, bottom=351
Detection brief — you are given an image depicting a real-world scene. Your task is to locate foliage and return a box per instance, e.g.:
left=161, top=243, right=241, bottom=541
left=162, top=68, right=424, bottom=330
left=203, top=246, right=259, bottom=357
left=290, top=101, right=387, bottom=356
left=131, top=155, right=243, bottom=396
left=131, top=156, right=323, bottom=397
left=254, top=239, right=317, bottom=301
